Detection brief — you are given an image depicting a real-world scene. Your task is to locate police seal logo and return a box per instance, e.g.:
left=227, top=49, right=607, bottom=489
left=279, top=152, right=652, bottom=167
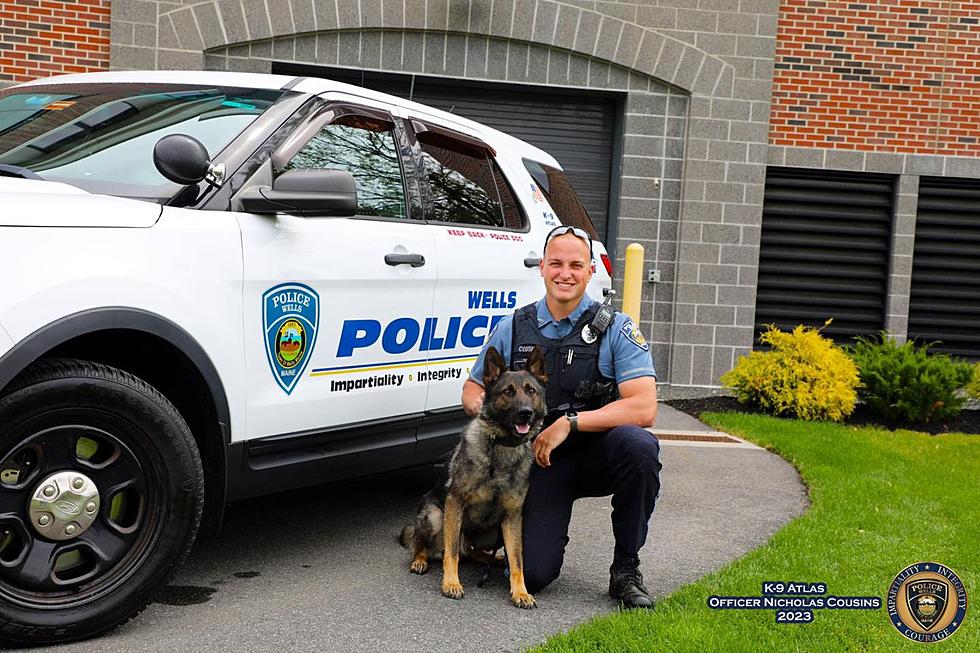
left=263, top=283, right=319, bottom=395
left=888, top=562, right=968, bottom=643
left=907, top=580, right=948, bottom=631
left=276, top=320, right=306, bottom=368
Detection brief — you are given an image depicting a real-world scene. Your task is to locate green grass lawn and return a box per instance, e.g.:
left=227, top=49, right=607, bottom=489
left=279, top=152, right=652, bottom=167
left=533, top=413, right=979, bottom=652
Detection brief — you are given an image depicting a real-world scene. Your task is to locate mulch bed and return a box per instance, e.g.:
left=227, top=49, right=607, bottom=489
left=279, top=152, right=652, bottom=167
left=666, top=396, right=980, bottom=435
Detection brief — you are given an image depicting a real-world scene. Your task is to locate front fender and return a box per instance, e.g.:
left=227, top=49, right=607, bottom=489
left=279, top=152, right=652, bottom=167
left=0, top=308, right=230, bottom=435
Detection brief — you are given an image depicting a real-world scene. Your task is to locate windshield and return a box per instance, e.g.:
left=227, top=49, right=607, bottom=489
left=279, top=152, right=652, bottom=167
left=0, top=83, right=284, bottom=201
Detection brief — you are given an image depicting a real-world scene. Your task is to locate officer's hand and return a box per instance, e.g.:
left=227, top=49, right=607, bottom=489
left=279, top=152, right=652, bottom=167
left=464, top=393, right=484, bottom=417
left=461, top=380, right=485, bottom=418
left=533, top=418, right=571, bottom=468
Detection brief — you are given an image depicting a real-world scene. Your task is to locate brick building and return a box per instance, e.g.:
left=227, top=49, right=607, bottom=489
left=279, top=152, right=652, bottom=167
left=2, top=0, right=978, bottom=396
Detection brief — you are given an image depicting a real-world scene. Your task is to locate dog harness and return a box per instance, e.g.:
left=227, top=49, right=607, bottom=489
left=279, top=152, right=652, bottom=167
left=510, top=302, right=618, bottom=424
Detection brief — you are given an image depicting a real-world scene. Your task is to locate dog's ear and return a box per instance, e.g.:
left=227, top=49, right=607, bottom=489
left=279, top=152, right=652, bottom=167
left=526, top=346, right=548, bottom=387
left=483, top=346, right=507, bottom=389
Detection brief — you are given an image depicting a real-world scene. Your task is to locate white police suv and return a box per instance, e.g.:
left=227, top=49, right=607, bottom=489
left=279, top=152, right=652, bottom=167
left=0, top=71, right=613, bottom=644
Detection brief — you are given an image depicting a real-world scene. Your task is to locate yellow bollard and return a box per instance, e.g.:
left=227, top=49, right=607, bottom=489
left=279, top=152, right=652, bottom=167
left=622, top=243, right=644, bottom=323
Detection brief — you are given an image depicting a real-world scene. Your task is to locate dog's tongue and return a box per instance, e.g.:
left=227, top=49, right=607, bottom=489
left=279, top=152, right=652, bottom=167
left=515, top=423, right=530, bottom=435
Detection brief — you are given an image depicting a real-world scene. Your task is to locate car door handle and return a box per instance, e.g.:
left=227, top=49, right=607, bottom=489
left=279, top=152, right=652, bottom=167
left=385, top=253, right=426, bottom=267
left=524, top=257, right=541, bottom=268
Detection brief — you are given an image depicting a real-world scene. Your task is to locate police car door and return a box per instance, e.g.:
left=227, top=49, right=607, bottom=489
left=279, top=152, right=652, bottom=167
left=404, top=116, right=542, bottom=416
left=237, top=101, right=434, bottom=440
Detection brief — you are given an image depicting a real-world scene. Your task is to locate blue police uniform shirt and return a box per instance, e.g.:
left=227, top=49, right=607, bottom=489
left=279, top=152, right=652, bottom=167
left=469, top=296, right=656, bottom=386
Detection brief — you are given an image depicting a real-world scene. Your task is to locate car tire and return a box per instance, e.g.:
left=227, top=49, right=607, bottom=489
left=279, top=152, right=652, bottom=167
left=0, top=358, right=204, bottom=646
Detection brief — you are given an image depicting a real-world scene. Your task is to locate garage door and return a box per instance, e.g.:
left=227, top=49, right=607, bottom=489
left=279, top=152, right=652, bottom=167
left=908, top=177, right=980, bottom=360
left=272, top=63, right=620, bottom=241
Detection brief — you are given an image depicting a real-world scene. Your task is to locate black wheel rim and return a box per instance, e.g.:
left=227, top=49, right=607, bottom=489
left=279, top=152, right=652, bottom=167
left=0, top=418, right=163, bottom=608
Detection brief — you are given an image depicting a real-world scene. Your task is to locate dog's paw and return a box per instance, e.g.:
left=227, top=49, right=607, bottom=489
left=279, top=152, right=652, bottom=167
left=441, top=581, right=464, bottom=600
left=511, top=591, right=536, bottom=609
left=410, top=559, right=428, bottom=575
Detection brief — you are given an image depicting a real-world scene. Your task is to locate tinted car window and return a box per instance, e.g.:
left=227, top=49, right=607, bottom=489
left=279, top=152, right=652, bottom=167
left=419, top=141, right=522, bottom=228
left=524, top=159, right=598, bottom=239
left=285, top=115, right=407, bottom=219
left=0, top=83, right=283, bottom=201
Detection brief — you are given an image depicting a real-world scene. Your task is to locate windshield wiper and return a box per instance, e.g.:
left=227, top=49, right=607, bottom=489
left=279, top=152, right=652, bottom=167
left=0, top=164, right=44, bottom=180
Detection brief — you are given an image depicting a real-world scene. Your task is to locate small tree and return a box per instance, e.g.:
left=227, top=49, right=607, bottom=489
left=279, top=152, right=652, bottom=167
left=850, top=334, right=974, bottom=424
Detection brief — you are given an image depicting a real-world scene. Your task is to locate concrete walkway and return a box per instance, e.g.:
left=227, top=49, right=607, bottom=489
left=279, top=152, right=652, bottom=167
left=28, top=405, right=808, bottom=653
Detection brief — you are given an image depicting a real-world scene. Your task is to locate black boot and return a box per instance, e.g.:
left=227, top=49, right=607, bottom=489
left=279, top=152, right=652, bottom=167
left=609, top=554, right=655, bottom=609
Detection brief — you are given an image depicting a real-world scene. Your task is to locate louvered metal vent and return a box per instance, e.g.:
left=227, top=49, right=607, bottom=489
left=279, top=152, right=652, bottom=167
left=755, top=168, right=894, bottom=345
left=908, top=177, right=980, bottom=360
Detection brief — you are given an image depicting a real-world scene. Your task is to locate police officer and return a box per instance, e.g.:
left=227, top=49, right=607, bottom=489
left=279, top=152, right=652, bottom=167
left=461, top=226, right=662, bottom=609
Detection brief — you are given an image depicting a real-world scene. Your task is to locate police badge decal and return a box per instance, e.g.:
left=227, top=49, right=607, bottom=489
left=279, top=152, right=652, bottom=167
left=888, top=562, right=968, bottom=643
left=263, top=282, right=320, bottom=395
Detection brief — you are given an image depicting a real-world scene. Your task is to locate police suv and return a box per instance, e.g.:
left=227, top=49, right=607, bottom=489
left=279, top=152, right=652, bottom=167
left=0, top=71, right=613, bottom=644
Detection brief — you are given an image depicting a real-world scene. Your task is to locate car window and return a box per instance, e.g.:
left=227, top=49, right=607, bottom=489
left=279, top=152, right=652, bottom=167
left=418, top=138, right=523, bottom=229
left=283, top=114, right=407, bottom=219
left=523, top=158, right=598, bottom=239
left=0, top=84, right=283, bottom=202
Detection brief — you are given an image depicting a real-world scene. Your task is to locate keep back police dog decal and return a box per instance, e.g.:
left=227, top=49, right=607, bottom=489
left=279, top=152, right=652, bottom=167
left=263, top=283, right=320, bottom=395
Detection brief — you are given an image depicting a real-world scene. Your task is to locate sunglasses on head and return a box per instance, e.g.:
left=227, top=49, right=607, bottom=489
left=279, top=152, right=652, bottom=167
left=543, top=225, right=593, bottom=258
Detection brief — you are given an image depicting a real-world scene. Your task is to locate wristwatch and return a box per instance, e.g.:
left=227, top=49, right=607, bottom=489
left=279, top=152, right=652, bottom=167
left=565, top=410, right=579, bottom=433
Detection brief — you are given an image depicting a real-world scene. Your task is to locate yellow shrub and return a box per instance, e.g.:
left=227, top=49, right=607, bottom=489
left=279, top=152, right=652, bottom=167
left=968, top=363, right=980, bottom=401
left=720, top=323, right=859, bottom=421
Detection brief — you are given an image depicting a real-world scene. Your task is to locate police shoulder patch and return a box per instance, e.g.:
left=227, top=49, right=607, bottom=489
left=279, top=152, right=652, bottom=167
left=620, top=319, right=649, bottom=351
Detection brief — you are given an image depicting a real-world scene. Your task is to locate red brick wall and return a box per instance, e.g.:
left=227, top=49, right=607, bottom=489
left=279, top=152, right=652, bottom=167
left=770, top=0, right=980, bottom=155
left=0, top=0, right=110, bottom=84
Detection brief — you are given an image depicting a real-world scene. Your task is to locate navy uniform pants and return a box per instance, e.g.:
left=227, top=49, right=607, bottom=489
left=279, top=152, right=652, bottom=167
left=521, top=424, right=662, bottom=594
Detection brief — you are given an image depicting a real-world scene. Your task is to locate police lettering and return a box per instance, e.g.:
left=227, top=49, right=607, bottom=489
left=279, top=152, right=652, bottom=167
left=271, top=291, right=312, bottom=314
left=467, top=290, right=518, bottom=310
left=337, top=314, right=507, bottom=357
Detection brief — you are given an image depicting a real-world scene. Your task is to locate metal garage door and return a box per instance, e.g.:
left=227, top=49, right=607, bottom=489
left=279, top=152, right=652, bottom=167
left=908, top=177, right=980, bottom=360
left=755, top=167, right=894, bottom=344
left=272, top=63, right=620, bottom=241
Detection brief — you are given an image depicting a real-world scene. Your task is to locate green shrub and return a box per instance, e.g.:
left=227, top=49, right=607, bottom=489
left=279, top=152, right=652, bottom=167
left=850, top=334, right=973, bottom=423
left=965, top=363, right=980, bottom=401
left=720, top=323, right=859, bottom=421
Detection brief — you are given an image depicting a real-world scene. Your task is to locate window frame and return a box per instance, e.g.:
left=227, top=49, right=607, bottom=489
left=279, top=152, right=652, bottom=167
left=267, top=100, right=418, bottom=223
left=405, top=117, right=529, bottom=233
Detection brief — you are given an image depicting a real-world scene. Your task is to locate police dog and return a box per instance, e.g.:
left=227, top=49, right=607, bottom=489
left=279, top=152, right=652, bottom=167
left=399, top=346, right=547, bottom=609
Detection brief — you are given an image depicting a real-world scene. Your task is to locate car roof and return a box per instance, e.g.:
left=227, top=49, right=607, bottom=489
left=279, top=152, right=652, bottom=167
left=13, top=70, right=562, bottom=168
left=12, top=69, right=297, bottom=91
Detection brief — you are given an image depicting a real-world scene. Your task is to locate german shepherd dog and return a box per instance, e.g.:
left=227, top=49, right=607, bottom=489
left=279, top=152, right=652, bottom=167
left=399, top=346, right=547, bottom=609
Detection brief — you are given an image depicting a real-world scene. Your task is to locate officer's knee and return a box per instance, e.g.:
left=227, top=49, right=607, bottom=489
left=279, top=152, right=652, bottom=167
left=524, top=562, right=561, bottom=594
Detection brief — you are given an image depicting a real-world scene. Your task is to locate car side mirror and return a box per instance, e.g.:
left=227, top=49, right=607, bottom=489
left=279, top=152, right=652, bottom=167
left=153, top=134, right=218, bottom=186
left=238, top=169, right=358, bottom=216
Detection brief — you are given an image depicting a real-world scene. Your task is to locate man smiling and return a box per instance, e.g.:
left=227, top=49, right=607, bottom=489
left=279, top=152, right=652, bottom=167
left=462, top=226, right=663, bottom=609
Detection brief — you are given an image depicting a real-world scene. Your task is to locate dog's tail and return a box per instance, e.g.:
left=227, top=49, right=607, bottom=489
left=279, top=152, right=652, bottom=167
left=397, top=524, right=414, bottom=548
